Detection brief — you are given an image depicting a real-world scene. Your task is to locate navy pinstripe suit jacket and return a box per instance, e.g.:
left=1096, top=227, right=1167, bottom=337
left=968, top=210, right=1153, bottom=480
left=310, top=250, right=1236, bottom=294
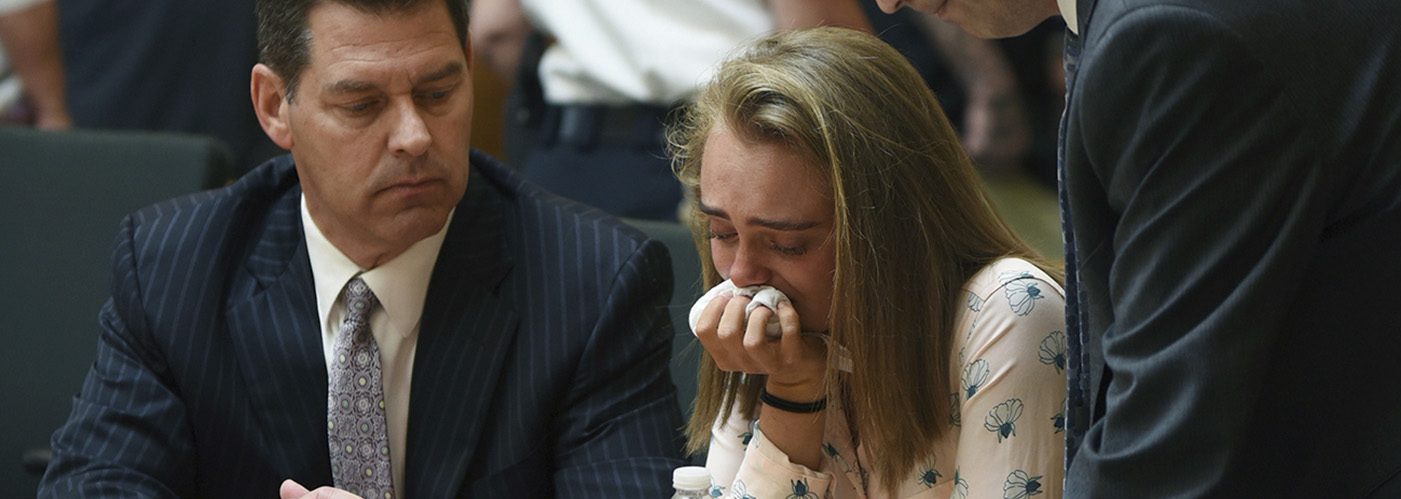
left=40, top=151, right=686, bottom=498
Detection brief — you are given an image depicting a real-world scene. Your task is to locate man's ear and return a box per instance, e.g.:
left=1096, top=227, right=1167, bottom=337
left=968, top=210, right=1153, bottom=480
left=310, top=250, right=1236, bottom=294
left=251, top=64, right=294, bottom=150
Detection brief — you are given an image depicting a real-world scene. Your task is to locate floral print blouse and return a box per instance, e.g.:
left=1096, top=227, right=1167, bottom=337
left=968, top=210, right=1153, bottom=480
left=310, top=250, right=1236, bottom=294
left=705, top=258, right=1067, bottom=499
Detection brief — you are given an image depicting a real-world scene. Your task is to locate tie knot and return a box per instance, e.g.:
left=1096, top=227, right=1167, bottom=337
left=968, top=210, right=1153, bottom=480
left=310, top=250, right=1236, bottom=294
left=343, top=277, right=379, bottom=319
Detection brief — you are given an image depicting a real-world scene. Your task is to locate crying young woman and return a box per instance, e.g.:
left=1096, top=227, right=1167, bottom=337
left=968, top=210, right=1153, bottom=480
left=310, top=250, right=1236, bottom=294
left=671, top=27, right=1067, bottom=499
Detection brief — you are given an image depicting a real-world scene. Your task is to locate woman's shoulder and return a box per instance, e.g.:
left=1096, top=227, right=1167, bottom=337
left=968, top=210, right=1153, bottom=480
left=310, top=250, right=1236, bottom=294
left=952, top=257, right=1067, bottom=353
left=961, top=257, right=1065, bottom=306
left=947, top=258, right=1069, bottom=412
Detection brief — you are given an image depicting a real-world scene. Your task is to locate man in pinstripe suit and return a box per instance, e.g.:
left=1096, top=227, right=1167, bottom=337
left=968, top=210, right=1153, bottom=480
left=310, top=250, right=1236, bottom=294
left=39, top=0, right=685, bottom=497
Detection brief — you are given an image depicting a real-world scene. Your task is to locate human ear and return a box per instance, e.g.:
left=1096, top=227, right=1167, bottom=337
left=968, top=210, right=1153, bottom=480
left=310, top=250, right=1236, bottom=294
left=251, top=64, right=294, bottom=150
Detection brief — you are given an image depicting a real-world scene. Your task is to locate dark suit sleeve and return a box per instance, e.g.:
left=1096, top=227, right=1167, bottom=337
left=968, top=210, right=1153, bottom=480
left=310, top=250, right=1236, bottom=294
left=1065, top=7, right=1327, bottom=496
left=40, top=216, right=197, bottom=498
left=552, top=238, right=686, bottom=497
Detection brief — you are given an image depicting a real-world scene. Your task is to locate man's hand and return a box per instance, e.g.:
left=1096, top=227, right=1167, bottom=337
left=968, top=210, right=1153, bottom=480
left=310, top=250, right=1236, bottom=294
left=279, top=480, right=364, bottom=499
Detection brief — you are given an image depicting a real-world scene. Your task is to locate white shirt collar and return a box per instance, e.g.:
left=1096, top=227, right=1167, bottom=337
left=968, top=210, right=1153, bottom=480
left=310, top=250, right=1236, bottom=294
left=301, top=194, right=453, bottom=340
left=1058, top=0, right=1079, bottom=34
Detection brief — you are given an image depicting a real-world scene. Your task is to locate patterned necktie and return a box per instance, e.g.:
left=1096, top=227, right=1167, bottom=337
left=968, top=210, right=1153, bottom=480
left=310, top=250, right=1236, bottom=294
left=328, top=277, right=396, bottom=498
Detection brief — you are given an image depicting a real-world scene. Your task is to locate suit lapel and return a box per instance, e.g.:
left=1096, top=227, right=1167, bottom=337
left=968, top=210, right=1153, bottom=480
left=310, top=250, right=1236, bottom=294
left=405, top=176, right=518, bottom=498
left=1078, top=0, right=1099, bottom=35
left=225, top=186, right=334, bottom=485
left=1061, top=0, right=1099, bottom=464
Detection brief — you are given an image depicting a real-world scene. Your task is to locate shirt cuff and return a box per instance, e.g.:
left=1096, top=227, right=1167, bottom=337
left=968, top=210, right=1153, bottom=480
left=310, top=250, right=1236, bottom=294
left=728, top=423, right=833, bottom=498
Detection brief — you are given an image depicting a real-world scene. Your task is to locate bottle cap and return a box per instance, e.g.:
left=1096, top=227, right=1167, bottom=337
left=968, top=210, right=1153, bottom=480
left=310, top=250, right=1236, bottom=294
left=672, top=466, right=712, bottom=491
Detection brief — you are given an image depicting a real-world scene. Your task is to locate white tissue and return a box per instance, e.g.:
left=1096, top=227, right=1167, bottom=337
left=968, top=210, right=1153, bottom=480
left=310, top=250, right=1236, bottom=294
left=686, top=279, right=854, bottom=372
left=687, top=280, right=789, bottom=339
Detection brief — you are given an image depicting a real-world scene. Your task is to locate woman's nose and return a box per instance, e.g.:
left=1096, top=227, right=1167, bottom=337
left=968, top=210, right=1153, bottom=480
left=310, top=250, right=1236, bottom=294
left=726, top=245, right=771, bottom=287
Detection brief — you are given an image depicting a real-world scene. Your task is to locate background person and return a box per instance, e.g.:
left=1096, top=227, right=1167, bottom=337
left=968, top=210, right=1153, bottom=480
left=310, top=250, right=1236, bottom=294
left=470, top=0, right=870, bottom=220
left=57, top=0, right=276, bottom=169
left=0, top=0, right=68, bottom=128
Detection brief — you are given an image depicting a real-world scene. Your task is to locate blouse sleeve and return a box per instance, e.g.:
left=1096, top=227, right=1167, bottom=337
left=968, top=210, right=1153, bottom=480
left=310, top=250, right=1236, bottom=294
left=949, top=274, right=1066, bottom=499
left=705, top=404, right=834, bottom=498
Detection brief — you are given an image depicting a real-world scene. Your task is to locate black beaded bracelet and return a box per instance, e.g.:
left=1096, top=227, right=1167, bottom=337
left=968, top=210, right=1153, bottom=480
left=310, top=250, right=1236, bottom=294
left=760, top=388, right=827, bottom=413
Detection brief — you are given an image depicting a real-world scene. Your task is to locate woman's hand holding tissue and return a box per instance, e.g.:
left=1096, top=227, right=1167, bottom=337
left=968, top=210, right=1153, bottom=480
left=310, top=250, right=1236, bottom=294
left=691, top=287, right=827, bottom=402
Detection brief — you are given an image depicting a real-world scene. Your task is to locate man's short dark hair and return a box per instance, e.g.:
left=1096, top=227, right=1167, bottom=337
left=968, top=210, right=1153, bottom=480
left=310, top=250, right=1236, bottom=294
left=256, top=0, right=469, bottom=101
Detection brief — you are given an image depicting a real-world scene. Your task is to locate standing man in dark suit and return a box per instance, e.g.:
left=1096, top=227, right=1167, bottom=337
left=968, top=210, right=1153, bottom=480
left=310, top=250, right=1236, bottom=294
left=878, top=0, right=1401, bottom=496
left=39, top=0, right=685, bottom=497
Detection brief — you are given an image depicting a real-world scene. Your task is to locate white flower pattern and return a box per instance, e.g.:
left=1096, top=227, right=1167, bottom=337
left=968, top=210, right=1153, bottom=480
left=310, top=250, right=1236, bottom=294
left=1003, top=279, right=1046, bottom=316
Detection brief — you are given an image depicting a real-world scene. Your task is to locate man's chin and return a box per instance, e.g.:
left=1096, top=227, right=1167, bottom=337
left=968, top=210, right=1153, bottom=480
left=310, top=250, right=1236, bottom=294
left=958, top=17, right=1044, bottom=39
left=396, top=205, right=454, bottom=233
left=939, top=6, right=1052, bottom=39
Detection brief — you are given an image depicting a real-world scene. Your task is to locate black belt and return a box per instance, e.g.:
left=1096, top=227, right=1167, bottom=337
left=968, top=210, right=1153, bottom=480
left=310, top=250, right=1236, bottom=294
left=537, top=103, right=680, bottom=150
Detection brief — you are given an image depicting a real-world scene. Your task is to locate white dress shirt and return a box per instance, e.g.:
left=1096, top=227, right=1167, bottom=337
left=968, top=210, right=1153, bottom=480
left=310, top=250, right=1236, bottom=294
left=520, top=0, right=775, bottom=105
left=301, top=195, right=452, bottom=495
left=1058, top=0, right=1079, bottom=34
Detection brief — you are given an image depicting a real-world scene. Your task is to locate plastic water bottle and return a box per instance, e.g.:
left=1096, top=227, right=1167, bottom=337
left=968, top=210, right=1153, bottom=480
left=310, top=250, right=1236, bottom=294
left=671, top=466, right=712, bottom=499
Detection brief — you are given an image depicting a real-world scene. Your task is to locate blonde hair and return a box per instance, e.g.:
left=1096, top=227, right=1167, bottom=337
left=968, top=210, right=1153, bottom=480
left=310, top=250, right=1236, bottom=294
left=669, top=27, right=1062, bottom=493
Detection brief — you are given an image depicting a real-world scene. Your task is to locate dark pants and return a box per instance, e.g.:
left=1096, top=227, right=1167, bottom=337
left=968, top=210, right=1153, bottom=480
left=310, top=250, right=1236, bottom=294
left=521, top=104, right=683, bottom=221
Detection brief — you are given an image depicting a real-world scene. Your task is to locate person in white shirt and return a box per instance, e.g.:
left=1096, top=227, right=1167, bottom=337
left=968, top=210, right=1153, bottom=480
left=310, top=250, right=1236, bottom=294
left=470, top=0, right=869, bottom=220
left=670, top=27, right=1066, bottom=498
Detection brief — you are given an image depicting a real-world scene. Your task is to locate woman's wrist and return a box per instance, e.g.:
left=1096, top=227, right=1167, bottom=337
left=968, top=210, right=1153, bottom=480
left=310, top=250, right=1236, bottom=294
left=763, top=377, right=825, bottom=404
left=760, top=388, right=827, bottom=413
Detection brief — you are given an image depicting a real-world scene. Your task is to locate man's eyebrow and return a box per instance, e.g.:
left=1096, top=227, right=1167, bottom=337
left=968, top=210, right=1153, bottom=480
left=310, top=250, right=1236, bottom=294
left=322, top=62, right=465, bottom=95
left=697, top=200, right=821, bottom=231
left=325, top=79, right=378, bottom=95
left=416, top=62, right=465, bottom=86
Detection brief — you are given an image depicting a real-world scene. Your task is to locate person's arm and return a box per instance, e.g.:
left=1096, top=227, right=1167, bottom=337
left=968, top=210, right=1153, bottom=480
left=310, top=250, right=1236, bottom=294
left=694, top=294, right=832, bottom=497
left=719, top=421, right=832, bottom=498
left=703, top=403, right=755, bottom=494
left=951, top=274, right=1065, bottom=498
left=704, top=402, right=833, bottom=498
left=0, top=0, right=69, bottom=129
left=39, top=217, right=196, bottom=498
left=552, top=238, right=686, bottom=497
left=767, top=0, right=873, bottom=32
left=468, top=0, right=532, bottom=88
left=917, top=16, right=1029, bottom=173
left=1066, top=8, right=1323, bottom=496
